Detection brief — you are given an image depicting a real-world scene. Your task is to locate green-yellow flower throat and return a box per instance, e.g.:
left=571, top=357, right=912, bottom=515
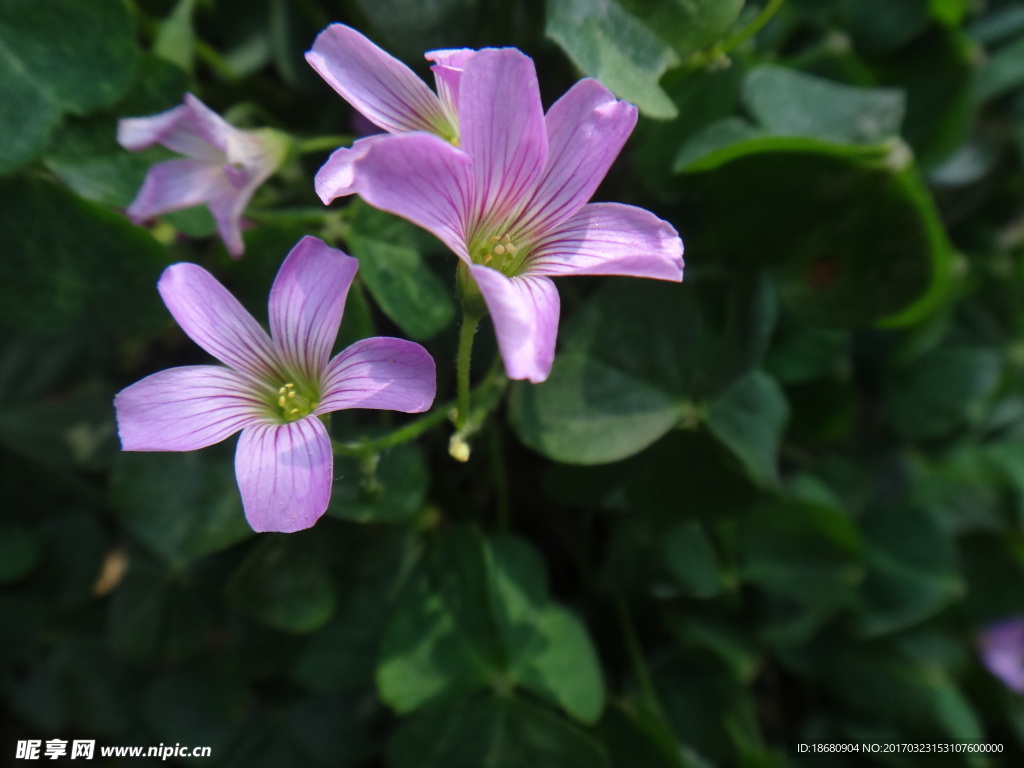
left=276, top=382, right=318, bottom=422
left=474, top=233, right=526, bottom=276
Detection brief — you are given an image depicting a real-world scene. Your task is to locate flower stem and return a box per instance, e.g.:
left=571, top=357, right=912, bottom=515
left=295, top=135, right=354, bottom=154
left=720, top=0, right=785, bottom=55
left=332, top=403, right=452, bottom=459
left=683, top=0, right=785, bottom=71
left=612, top=588, right=666, bottom=723
left=451, top=310, right=483, bottom=460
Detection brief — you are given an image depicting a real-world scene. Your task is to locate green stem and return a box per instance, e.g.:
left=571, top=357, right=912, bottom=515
left=455, top=311, right=482, bottom=434
left=295, top=135, right=354, bottom=155
left=332, top=402, right=453, bottom=459
left=245, top=208, right=343, bottom=226
left=719, top=0, right=785, bottom=55
left=612, top=589, right=666, bottom=722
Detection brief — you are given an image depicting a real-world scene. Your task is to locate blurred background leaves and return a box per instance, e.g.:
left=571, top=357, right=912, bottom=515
left=5, top=0, right=1024, bottom=766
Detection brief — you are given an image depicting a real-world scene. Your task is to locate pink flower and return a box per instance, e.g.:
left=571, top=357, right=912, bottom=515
left=307, top=29, right=683, bottom=382
left=305, top=24, right=471, bottom=201
left=114, top=236, right=436, bottom=532
left=118, top=93, right=288, bottom=257
left=979, top=617, right=1024, bottom=693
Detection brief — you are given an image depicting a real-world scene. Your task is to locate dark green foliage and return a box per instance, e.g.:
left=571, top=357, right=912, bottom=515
left=7, top=0, right=1024, bottom=766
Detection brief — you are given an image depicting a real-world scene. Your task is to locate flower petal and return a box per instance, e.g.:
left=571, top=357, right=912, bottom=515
left=317, top=337, right=436, bottom=414
left=306, top=23, right=454, bottom=138
left=118, top=102, right=223, bottom=162
left=356, top=132, right=473, bottom=260
left=522, top=79, right=638, bottom=233
left=205, top=184, right=252, bottom=258
left=211, top=130, right=285, bottom=257
left=469, top=266, right=560, bottom=383
left=158, top=263, right=280, bottom=380
left=313, top=135, right=387, bottom=203
left=125, top=159, right=231, bottom=223
left=425, top=48, right=476, bottom=118
left=115, top=365, right=264, bottom=451
left=527, top=202, right=684, bottom=281
left=234, top=418, right=332, bottom=533
left=181, top=93, right=236, bottom=153
left=980, top=619, right=1024, bottom=692
left=269, top=236, right=359, bottom=381
left=459, top=49, right=547, bottom=230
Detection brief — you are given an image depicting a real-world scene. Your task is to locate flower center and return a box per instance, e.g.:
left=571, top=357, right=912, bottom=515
left=474, top=233, right=524, bottom=276
left=275, top=382, right=318, bottom=423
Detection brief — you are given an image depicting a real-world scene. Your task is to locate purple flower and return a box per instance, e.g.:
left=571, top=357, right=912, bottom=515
left=114, top=236, right=436, bottom=533
left=305, top=24, right=471, bottom=202
left=308, top=35, right=683, bottom=382
left=979, top=617, right=1024, bottom=693
left=118, top=93, right=288, bottom=258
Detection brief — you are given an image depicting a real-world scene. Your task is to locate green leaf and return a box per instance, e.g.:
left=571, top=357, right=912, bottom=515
left=597, top=703, right=693, bottom=768
left=44, top=117, right=156, bottom=208
left=929, top=0, right=968, bottom=26
left=154, top=0, right=198, bottom=73
left=765, top=323, right=848, bottom=384
left=842, top=0, right=931, bottom=56
left=744, top=66, right=905, bottom=145
left=225, top=536, right=336, bottom=634
left=0, top=523, right=42, bottom=583
left=351, top=0, right=477, bottom=61
left=683, top=151, right=953, bottom=327
left=705, top=370, right=788, bottom=487
left=347, top=204, right=455, bottom=340
left=546, top=0, right=681, bottom=119
left=144, top=673, right=247, bottom=755
left=377, top=572, right=492, bottom=713
left=509, top=280, right=698, bottom=465
left=738, top=499, right=863, bottom=606
left=675, top=119, right=891, bottom=173
left=654, top=650, right=759, bottom=761
left=876, top=26, right=975, bottom=167
left=675, top=66, right=904, bottom=172
left=488, top=537, right=604, bottom=724
left=510, top=353, right=683, bottom=465
left=111, top=450, right=253, bottom=568
left=617, top=0, right=745, bottom=61
left=857, top=504, right=963, bottom=635
left=328, top=444, right=429, bottom=523
left=0, top=0, right=137, bottom=172
left=661, top=521, right=726, bottom=598
left=961, top=536, right=1024, bottom=624
left=388, top=693, right=609, bottom=768
left=0, top=175, right=169, bottom=334
left=511, top=276, right=781, bottom=466
left=286, top=693, right=377, bottom=768
left=291, top=527, right=416, bottom=693
left=44, top=56, right=190, bottom=208
left=378, top=529, right=605, bottom=724
left=817, top=641, right=983, bottom=741
left=884, top=346, right=1001, bottom=439
left=632, top=63, right=746, bottom=194
left=0, top=46, right=61, bottom=175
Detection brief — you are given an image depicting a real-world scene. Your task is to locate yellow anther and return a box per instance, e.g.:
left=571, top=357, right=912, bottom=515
left=483, top=253, right=493, bottom=264
left=489, top=235, right=500, bottom=242
left=493, top=245, right=506, bottom=255
left=278, top=395, right=287, bottom=407
left=289, top=408, right=299, bottom=416
left=506, top=244, right=517, bottom=254
left=288, top=390, right=296, bottom=399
